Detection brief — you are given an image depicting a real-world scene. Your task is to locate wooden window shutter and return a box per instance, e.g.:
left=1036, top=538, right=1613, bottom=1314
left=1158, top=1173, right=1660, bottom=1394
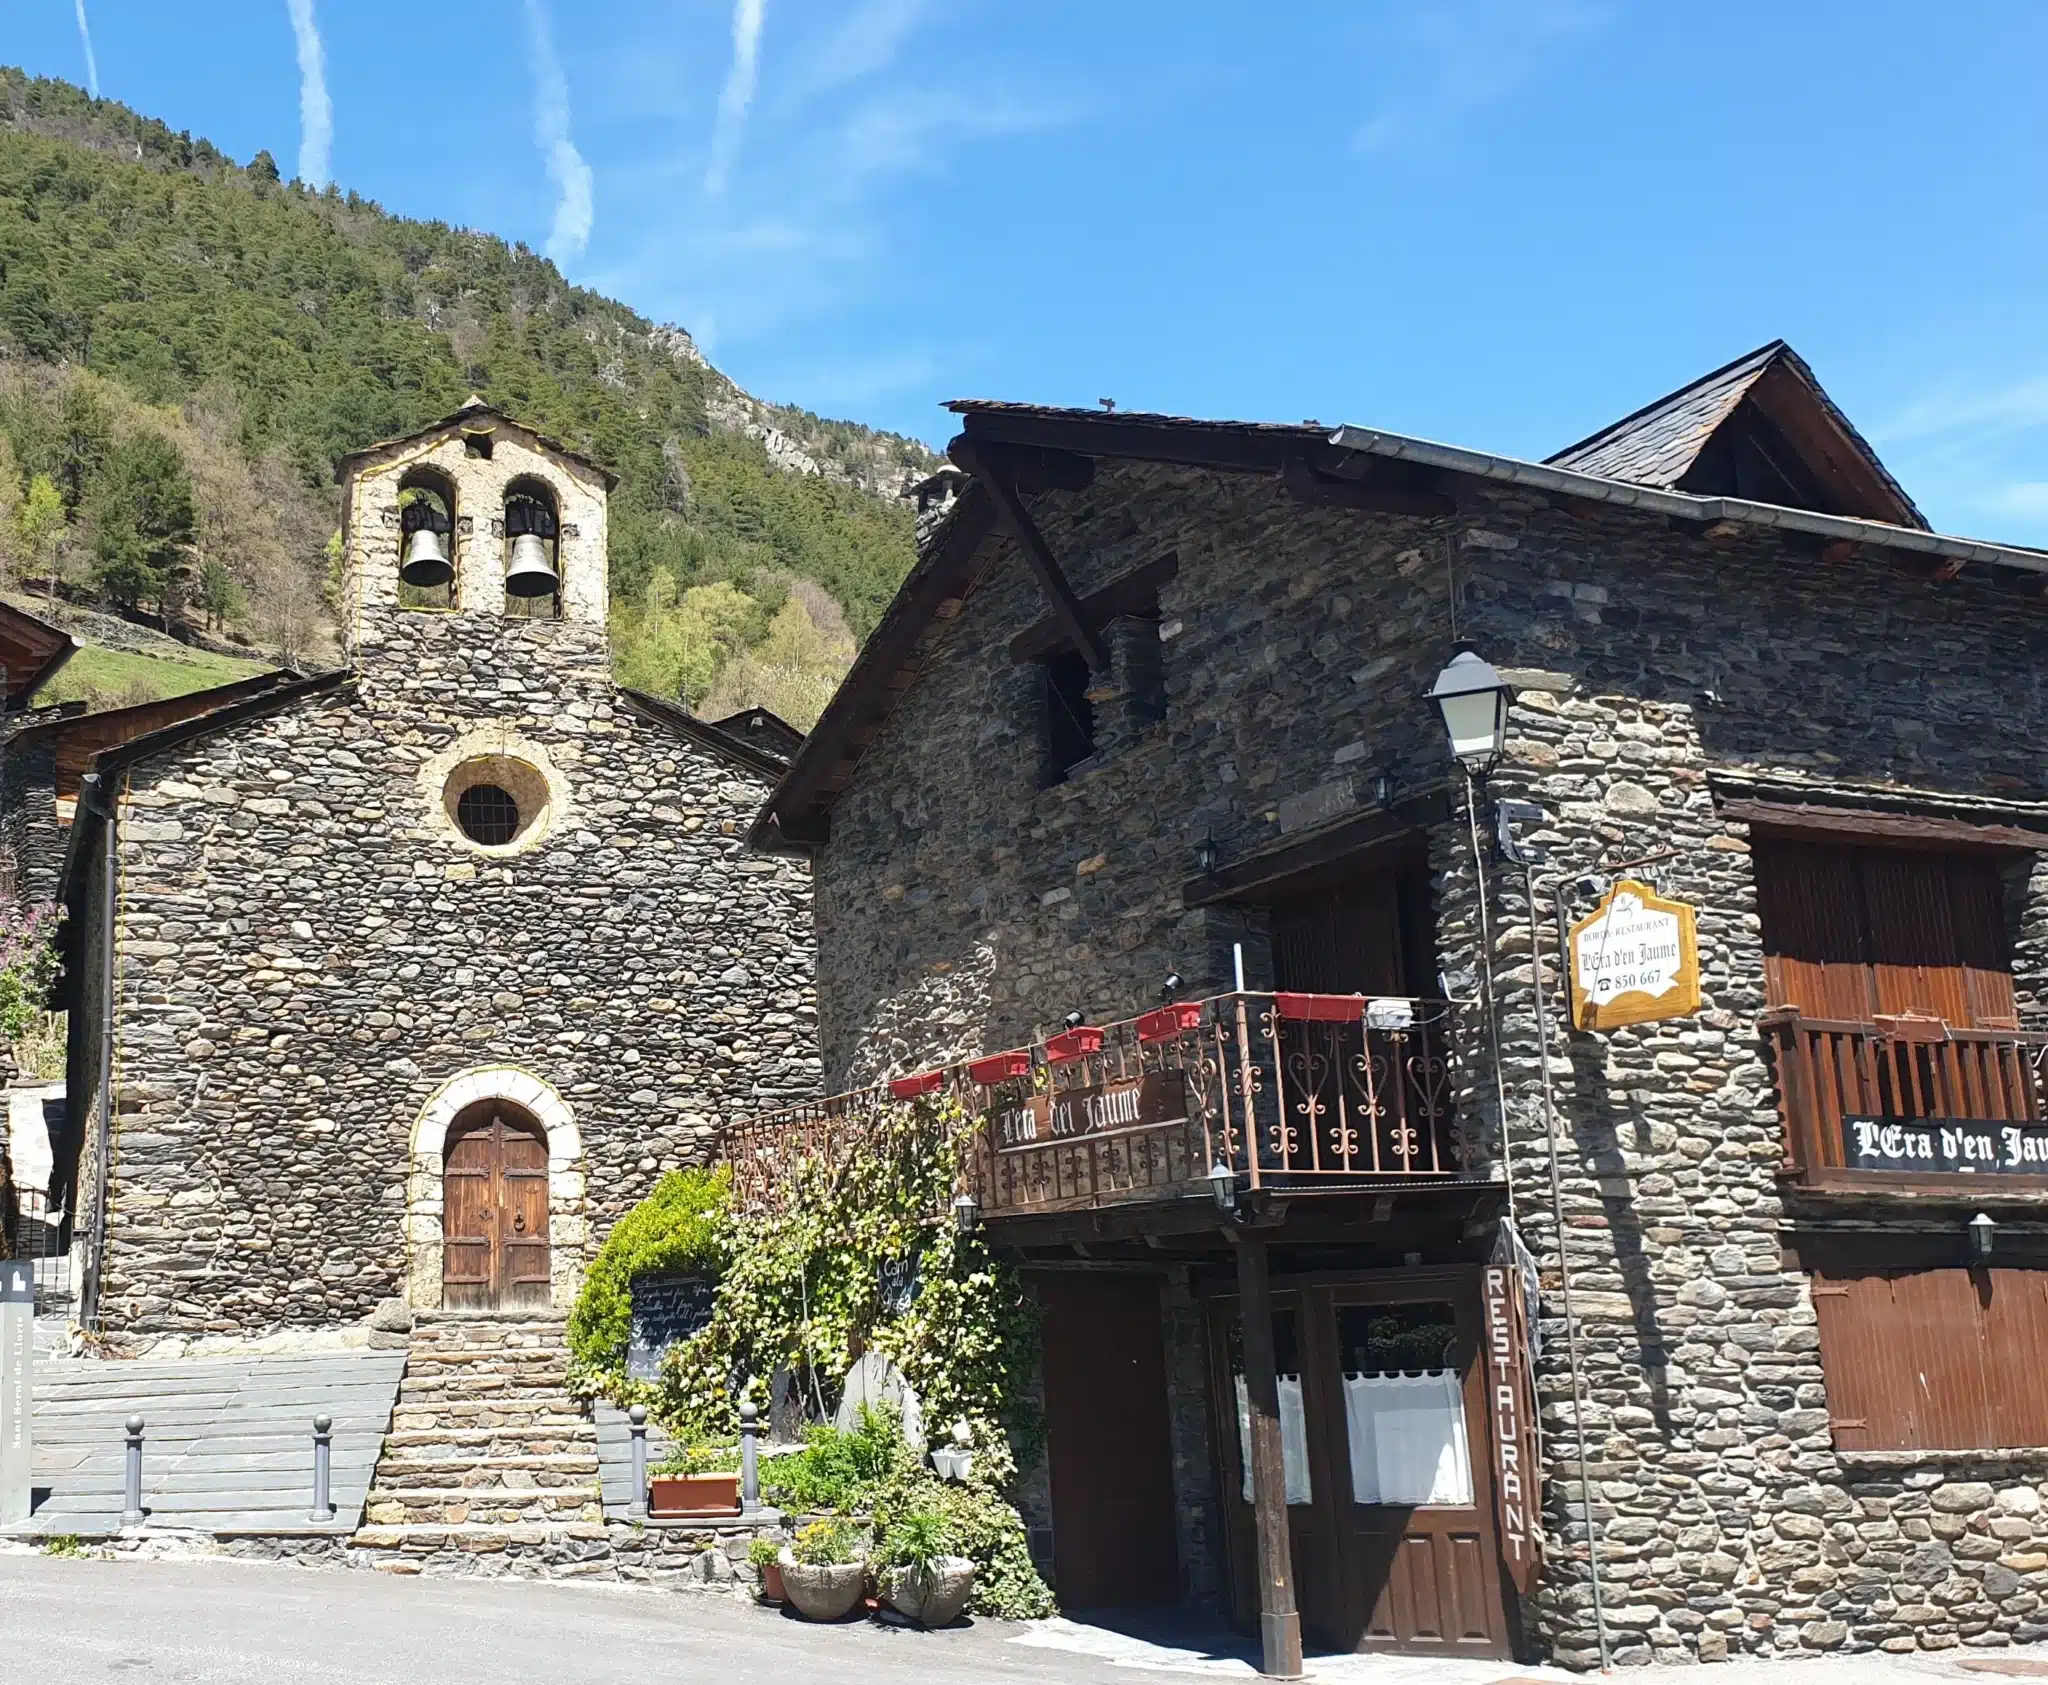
left=1812, top=1268, right=2048, bottom=1452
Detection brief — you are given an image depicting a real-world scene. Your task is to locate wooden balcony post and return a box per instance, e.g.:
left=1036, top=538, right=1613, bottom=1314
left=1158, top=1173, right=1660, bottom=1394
left=1233, top=1234, right=1302, bottom=1680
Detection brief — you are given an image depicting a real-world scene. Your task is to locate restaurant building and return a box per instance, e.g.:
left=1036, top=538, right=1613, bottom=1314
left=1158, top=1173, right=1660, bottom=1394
left=734, top=343, right=2048, bottom=1669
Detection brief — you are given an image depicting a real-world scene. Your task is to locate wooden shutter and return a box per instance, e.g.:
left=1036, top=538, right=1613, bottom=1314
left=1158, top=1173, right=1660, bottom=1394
left=1753, top=840, right=2014, bottom=1028
left=1270, top=870, right=1419, bottom=998
left=1812, top=1268, right=2048, bottom=1451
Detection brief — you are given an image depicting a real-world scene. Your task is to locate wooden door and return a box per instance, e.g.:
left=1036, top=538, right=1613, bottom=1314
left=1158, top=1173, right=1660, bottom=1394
left=1210, top=1292, right=1347, bottom=1648
left=1268, top=864, right=1432, bottom=999
left=1211, top=1276, right=1511, bottom=1660
left=1319, top=1281, right=1508, bottom=1657
left=443, top=1110, right=551, bottom=1311
left=1037, top=1273, right=1181, bottom=1608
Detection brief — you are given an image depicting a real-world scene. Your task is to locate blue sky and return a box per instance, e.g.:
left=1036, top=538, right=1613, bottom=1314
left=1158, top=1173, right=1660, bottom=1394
left=10, top=1, right=2048, bottom=542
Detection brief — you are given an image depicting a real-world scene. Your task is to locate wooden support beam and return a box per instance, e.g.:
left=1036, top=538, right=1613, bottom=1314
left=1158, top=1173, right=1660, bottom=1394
left=1819, top=538, right=1859, bottom=564
left=1233, top=1234, right=1304, bottom=1680
left=953, top=439, right=1110, bottom=672
left=1278, top=456, right=1455, bottom=518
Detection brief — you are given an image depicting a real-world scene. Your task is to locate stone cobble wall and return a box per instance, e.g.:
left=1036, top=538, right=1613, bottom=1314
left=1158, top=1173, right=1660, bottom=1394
left=807, top=453, right=2048, bottom=1663
left=98, top=610, right=816, bottom=1336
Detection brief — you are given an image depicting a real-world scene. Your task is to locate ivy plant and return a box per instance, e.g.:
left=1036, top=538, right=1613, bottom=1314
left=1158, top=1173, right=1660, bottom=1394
left=565, top=1165, right=729, bottom=1397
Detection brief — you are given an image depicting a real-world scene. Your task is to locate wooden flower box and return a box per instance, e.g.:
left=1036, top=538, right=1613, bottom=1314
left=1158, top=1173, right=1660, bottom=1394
left=1136, top=1003, right=1203, bottom=1043
left=1273, top=991, right=1367, bottom=1023
left=888, top=1069, right=944, bottom=1100
left=648, top=1472, right=740, bottom=1517
left=1044, top=1026, right=1104, bottom=1064
left=967, top=1050, right=1031, bottom=1085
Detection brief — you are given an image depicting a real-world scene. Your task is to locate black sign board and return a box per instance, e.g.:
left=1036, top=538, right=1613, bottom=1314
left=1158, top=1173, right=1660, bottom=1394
left=1844, top=1117, right=2048, bottom=1176
left=627, top=1272, right=716, bottom=1381
left=877, top=1251, right=922, bottom=1318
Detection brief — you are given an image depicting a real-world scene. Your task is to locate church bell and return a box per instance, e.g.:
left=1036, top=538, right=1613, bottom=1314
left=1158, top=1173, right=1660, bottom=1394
left=504, top=532, right=559, bottom=598
left=399, top=526, right=453, bottom=589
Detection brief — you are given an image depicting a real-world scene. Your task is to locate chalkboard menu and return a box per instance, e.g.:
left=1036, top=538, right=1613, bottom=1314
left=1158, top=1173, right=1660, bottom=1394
left=877, top=1251, right=922, bottom=1318
left=627, top=1273, right=715, bottom=1381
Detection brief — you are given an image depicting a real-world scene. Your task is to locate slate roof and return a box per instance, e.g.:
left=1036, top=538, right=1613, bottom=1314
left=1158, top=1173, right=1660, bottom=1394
left=0, top=599, right=76, bottom=711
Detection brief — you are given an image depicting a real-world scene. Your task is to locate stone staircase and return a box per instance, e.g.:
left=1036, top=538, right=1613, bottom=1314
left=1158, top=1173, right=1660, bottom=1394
left=352, top=1313, right=607, bottom=1569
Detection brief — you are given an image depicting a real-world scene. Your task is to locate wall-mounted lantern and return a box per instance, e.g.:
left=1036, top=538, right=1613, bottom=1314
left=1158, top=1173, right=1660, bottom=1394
left=1969, top=1211, right=1996, bottom=1264
left=1425, top=645, right=1512, bottom=772
left=1208, top=1160, right=1238, bottom=1212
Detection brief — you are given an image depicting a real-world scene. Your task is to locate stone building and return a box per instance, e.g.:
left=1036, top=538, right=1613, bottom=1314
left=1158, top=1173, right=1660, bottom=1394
left=54, top=399, right=818, bottom=1340
left=741, top=342, right=2048, bottom=1667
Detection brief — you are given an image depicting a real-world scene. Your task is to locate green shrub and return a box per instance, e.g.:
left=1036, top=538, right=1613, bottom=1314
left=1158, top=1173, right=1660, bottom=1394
left=789, top=1517, right=864, bottom=1567
left=746, top=1535, right=782, bottom=1569
left=878, top=1508, right=953, bottom=1573
left=565, top=1167, right=729, bottom=1395
left=651, top=1440, right=738, bottom=1477
left=760, top=1403, right=908, bottom=1513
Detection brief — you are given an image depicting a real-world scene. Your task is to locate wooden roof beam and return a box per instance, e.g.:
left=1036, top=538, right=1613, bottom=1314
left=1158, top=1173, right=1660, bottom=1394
left=951, top=438, right=1109, bottom=672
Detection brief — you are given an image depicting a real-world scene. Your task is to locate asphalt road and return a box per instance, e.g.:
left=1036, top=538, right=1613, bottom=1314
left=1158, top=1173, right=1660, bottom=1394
left=0, top=1554, right=1117, bottom=1685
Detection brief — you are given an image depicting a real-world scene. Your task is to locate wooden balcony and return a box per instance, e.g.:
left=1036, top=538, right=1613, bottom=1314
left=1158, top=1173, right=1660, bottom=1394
left=719, top=991, right=1483, bottom=1223
left=1761, top=1007, right=2048, bottom=1193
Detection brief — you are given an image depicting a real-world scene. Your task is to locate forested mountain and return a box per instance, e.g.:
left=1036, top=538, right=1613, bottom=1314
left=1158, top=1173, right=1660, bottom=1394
left=0, top=68, right=936, bottom=720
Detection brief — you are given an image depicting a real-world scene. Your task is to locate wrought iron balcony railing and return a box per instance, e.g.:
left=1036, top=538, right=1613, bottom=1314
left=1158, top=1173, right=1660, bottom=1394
left=719, top=991, right=1480, bottom=1221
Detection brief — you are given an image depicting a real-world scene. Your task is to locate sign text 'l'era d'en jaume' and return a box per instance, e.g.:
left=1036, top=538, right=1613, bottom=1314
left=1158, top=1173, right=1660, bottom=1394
left=1567, top=879, right=1701, bottom=1032
left=991, top=1071, right=1188, bottom=1152
left=1845, top=1117, right=2048, bottom=1175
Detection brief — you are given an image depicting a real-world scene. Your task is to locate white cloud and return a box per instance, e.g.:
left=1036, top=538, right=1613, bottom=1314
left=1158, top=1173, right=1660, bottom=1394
left=777, top=0, right=928, bottom=110
left=1867, top=370, right=2048, bottom=542
left=285, top=0, right=332, bottom=189
left=707, top=0, right=769, bottom=195
left=522, top=0, right=594, bottom=265
left=74, top=0, right=99, bottom=99
left=1353, top=0, right=1608, bottom=154
left=1874, top=376, right=2048, bottom=447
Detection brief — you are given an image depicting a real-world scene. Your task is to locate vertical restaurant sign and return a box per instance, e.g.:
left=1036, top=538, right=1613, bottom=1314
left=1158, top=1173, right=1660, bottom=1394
left=1567, top=879, right=1700, bottom=1032
left=1483, top=1262, right=1542, bottom=1596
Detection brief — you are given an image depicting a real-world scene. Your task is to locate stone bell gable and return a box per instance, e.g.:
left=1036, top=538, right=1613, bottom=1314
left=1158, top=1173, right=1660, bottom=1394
left=56, top=407, right=819, bottom=1341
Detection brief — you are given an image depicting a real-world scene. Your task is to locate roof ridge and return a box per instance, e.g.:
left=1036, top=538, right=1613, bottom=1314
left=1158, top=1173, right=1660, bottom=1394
left=1544, top=340, right=1788, bottom=467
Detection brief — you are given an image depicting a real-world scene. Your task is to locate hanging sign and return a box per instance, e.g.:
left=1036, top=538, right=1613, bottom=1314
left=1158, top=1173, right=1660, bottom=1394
left=1483, top=1260, right=1542, bottom=1596
left=1567, top=879, right=1700, bottom=1032
left=1845, top=1118, right=2048, bottom=1175
left=989, top=1071, right=1188, bottom=1153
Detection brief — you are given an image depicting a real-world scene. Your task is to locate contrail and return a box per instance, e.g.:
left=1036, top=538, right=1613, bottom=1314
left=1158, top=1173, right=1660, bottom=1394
left=706, top=0, right=767, bottom=194
left=74, top=0, right=99, bottom=98
left=286, top=0, right=332, bottom=188
left=523, top=0, right=594, bottom=264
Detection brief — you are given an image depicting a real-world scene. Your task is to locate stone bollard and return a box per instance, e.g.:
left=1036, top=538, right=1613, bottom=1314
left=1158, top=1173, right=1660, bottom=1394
left=739, top=1400, right=760, bottom=1513
left=121, top=1415, right=145, bottom=1527
left=310, top=1415, right=335, bottom=1523
left=628, top=1405, right=648, bottom=1522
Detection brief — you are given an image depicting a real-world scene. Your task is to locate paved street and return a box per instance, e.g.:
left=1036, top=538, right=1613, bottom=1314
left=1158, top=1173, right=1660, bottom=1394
left=5, top=1553, right=2048, bottom=1684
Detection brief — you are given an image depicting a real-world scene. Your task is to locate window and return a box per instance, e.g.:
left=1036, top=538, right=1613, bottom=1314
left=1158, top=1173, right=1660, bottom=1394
left=1753, top=839, right=2016, bottom=1026
left=455, top=783, right=521, bottom=846
left=1335, top=1302, right=1472, bottom=1507
left=1813, top=1268, right=2048, bottom=1451
left=1041, top=649, right=1096, bottom=785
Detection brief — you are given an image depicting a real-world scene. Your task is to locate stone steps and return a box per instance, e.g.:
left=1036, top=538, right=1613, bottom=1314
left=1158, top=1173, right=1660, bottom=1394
left=355, top=1316, right=602, bottom=1557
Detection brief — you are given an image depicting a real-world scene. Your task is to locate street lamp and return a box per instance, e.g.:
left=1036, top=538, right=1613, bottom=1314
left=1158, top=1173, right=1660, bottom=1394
left=1425, top=645, right=1513, bottom=773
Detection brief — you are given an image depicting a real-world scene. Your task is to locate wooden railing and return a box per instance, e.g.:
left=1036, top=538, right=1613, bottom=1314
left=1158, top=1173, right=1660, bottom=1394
left=719, top=991, right=1479, bottom=1221
left=1761, top=1008, right=2048, bottom=1186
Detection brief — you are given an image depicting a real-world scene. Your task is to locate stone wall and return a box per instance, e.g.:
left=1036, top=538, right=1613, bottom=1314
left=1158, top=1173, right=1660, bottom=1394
left=94, top=609, right=816, bottom=1337
left=803, top=453, right=2048, bottom=1663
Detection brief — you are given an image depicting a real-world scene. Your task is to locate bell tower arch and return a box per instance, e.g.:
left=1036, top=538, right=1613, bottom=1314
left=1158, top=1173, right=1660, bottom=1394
left=336, top=397, right=614, bottom=659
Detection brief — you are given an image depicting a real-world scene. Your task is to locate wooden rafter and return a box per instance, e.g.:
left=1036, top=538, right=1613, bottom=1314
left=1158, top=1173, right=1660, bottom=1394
left=952, top=438, right=1110, bottom=672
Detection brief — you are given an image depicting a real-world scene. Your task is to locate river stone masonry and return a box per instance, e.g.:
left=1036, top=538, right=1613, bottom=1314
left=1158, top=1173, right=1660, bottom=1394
left=799, top=445, right=2048, bottom=1665
left=79, top=408, right=818, bottom=1341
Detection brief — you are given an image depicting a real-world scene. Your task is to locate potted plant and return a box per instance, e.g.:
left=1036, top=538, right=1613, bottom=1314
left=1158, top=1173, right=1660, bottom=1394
left=649, top=1442, right=741, bottom=1517
left=876, top=1510, right=976, bottom=1629
left=778, top=1519, right=868, bottom=1621
left=748, top=1535, right=786, bottom=1604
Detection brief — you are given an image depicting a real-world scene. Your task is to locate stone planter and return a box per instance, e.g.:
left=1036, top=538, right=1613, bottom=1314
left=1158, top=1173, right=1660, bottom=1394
left=777, top=1550, right=867, bottom=1621
left=879, top=1557, right=976, bottom=1628
left=649, top=1473, right=740, bottom=1517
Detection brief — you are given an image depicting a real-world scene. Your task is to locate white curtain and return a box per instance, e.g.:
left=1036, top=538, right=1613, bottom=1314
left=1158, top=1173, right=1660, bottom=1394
left=1342, top=1369, right=1473, bottom=1507
left=1235, top=1374, right=1312, bottom=1505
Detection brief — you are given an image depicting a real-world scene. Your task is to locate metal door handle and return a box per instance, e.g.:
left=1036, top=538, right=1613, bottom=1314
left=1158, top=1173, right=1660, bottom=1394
left=513, top=1213, right=526, bottom=1233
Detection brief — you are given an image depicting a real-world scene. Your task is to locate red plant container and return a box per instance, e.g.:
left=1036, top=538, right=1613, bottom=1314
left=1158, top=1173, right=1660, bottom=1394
left=1136, top=1003, right=1204, bottom=1043
left=1273, top=991, right=1367, bottom=1023
left=967, top=1050, right=1031, bottom=1085
left=649, top=1472, right=740, bottom=1517
left=1044, top=1026, right=1104, bottom=1064
left=888, top=1069, right=944, bottom=1100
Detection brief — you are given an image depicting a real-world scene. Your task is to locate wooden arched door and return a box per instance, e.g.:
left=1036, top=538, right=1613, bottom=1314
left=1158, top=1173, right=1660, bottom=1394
left=443, top=1107, right=551, bottom=1310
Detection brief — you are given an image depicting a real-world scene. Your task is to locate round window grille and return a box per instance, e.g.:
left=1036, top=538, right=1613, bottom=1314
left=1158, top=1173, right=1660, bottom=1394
left=455, top=783, right=522, bottom=846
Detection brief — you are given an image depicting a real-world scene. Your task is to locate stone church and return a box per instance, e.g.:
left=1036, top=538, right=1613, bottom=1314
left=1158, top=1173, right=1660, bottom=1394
left=53, top=400, right=818, bottom=1340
